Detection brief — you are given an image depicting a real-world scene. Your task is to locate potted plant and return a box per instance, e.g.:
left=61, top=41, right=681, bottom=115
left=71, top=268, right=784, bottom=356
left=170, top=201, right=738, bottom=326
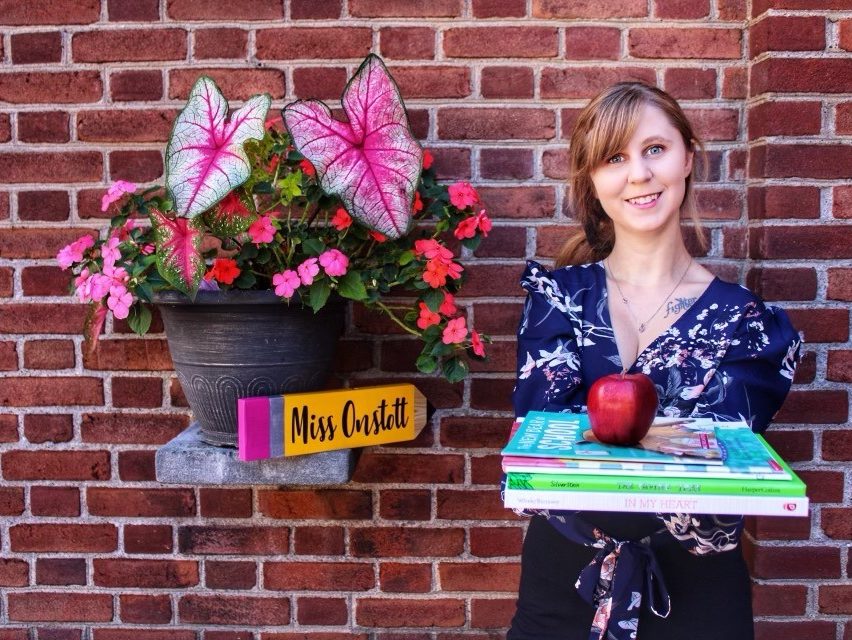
left=58, top=55, right=491, bottom=448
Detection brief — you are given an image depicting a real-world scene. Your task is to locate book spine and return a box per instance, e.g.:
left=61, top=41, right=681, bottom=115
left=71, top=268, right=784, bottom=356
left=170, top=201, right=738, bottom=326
left=506, top=472, right=805, bottom=497
left=503, top=488, right=809, bottom=517
left=501, top=462, right=789, bottom=481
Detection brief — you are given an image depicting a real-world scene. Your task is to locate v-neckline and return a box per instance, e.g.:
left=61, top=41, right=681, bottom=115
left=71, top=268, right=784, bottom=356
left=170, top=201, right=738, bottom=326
left=597, top=262, right=719, bottom=372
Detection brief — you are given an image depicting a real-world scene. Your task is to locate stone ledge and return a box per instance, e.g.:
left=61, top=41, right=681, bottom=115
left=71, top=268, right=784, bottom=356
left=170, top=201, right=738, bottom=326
left=155, top=422, right=358, bottom=486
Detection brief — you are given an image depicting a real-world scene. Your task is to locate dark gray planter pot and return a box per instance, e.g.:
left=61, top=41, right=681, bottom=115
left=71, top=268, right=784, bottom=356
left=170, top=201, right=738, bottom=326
left=154, top=289, right=345, bottom=447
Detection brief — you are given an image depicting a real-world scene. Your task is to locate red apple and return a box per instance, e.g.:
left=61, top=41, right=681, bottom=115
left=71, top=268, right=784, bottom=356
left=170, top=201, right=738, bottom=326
left=587, top=372, right=659, bottom=445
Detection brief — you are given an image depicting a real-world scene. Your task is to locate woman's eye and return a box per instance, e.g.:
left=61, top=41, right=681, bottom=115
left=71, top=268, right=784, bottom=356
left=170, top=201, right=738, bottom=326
left=646, top=145, right=664, bottom=156
left=606, top=153, right=625, bottom=164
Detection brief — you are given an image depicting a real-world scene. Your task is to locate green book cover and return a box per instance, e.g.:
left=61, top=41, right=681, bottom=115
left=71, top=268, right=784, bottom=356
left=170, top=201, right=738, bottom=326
left=506, top=436, right=806, bottom=497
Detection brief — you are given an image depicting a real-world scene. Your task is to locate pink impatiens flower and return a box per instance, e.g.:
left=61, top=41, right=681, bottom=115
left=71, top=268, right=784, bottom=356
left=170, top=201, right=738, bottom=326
left=319, top=249, right=349, bottom=277
left=297, top=257, right=320, bottom=286
left=273, top=270, right=301, bottom=298
left=57, top=234, right=95, bottom=270
left=248, top=215, right=275, bottom=244
left=101, top=236, right=121, bottom=268
left=106, top=283, right=133, bottom=320
left=416, top=302, right=440, bottom=330
left=100, top=180, right=137, bottom=212
left=413, top=238, right=453, bottom=262
left=331, top=207, right=352, bottom=231
left=471, top=330, right=486, bottom=357
left=422, top=149, right=434, bottom=170
left=442, top=316, right=468, bottom=345
left=447, top=181, right=479, bottom=210
left=454, top=209, right=492, bottom=240
left=439, top=292, right=457, bottom=316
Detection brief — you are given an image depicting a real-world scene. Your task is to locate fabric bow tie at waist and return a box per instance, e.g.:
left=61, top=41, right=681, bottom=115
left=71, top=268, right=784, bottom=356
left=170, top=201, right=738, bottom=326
left=547, top=515, right=671, bottom=640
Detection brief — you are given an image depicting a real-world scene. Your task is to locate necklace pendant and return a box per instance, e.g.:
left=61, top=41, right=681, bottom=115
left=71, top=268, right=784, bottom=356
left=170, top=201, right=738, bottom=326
left=638, top=323, right=646, bottom=333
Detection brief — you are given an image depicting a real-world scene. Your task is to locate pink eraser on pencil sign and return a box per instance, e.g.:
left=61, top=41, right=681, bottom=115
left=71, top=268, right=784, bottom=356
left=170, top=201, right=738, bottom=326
left=237, top=396, right=271, bottom=461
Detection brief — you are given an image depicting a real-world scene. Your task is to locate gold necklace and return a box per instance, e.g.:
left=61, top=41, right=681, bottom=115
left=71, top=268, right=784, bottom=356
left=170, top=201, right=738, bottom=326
left=605, top=257, right=693, bottom=334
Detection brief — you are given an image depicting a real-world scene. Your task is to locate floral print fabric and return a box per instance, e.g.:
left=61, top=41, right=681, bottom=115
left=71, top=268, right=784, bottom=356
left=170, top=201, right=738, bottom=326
left=510, top=260, right=801, bottom=639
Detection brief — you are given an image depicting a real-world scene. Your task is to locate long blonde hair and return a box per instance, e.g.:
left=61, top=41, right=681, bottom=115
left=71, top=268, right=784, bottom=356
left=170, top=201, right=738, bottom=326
left=556, top=82, right=707, bottom=268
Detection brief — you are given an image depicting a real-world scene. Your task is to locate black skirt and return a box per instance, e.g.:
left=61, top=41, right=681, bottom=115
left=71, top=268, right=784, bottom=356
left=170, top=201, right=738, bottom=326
left=507, top=515, right=754, bottom=640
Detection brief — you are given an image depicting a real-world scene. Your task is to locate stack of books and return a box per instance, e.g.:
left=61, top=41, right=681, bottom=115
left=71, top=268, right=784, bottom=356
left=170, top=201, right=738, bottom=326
left=502, top=412, right=808, bottom=517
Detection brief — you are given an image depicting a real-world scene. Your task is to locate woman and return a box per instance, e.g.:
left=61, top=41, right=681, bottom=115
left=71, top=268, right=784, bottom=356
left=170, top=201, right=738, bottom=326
left=507, top=83, right=801, bottom=640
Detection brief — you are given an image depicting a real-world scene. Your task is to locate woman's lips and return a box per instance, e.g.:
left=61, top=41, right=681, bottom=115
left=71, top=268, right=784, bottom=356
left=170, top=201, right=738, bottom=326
left=625, top=192, right=661, bottom=209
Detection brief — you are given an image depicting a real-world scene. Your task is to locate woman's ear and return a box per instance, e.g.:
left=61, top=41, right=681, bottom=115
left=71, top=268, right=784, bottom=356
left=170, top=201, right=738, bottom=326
left=684, top=142, right=695, bottom=177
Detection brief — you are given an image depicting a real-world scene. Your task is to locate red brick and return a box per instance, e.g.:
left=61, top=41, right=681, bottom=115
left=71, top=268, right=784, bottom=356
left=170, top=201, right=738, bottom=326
left=88, top=488, right=196, bottom=517
left=178, top=526, right=289, bottom=554
left=120, top=594, right=172, bottom=624
left=167, top=0, right=283, bottom=19
left=390, top=66, right=471, bottom=99
left=24, top=339, right=75, bottom=369
left=73, top=28, right=186, bottom=62
left=479, top=67, right=533, bottom=101
left=0, top=0, right=98, bottom=23
left=0, top=116, right=9, bottom=143
left=0, top=486, right=24, bottom=515
left=533, top=0, right=645, bottom=17
left=754, top=621, right=839, bottom=640
left=695, top=187, right=741, bottom=220
left=18, top=190, right=70, bottom=222
left=745, top=514, right=811, bottom=540
left=124, top=524, right=173, bottom=554
left=353, top=453, right=464, bottom=484
left=194, top=28, right=247, bottom=59
left=440, top=416, right=512, bottom=449
left=655, top=0, right=709, bottom=17
left=256, top=28, right=371, bottom=60
left=752, top=583, right=807, bottom=616
left=749, top=100, right=822, bottom=138
left=439, top=562, right=521, bottom=591
left=461, top=263, right=527, bottom=297
left=110, top=70, right=163, bottom=101
left=428, top=147, right=472, bottom=180
left=94, top=559, right=198, bottom=588
left=24, top=414, right=74, bottom=444
left=8, top=593, right=112, bottom=622
left=750, top=16, right=825, bottom=56
left=265, top=561, right=374, bottom=591
left=722, top=67, right=747, bottom=99
left=821, top=507, right=852, bottom=539
left=291, top=0, right=342, bottom=19
left=0, top=377, right=103, bottom=406
left=206, top=560, right=257, bottom=589
left=118, top=449, right=156, bottom=481
left=0, top=340, right=16, bottom=370
left=0, top=71, right=102, bottom=103
left=541, top=66, right=656, bottom=99
left=92, top=630, right=196, bottom=640
left=111, top=376, right=163, bottom=408
left=0, top=267, right=12, bottom=297
left=718, top=0, right=746, bottom=17
left=36, top=558, right=86, bottom=586
left=356, top=598, right=465, bottom=627
left=833, top=185, right=852, bottom=219
left=477, top=186, right=556, bottom=220
left=472, top=302, right=524, bottom=334
left=1, top=230, right=96, bottom=262
left=297, top=596, right=348, bottom=625
left=750, top=226, right=852, bottom=259
left=472, top=598, right=516, bottom=629
left=379, top=562, right=431, bottom=593
left=828, top=351, right=852, bottom=383
left=293, top=526, right=345, bottom=555
left=752, top=58, right=852, bottom=94
left=745, top=268, right=817, bottom=301
left=565, top=26, right=621, bottom=60
left=10, top=524, right=117, bottom=552
left=663, top=68, right=717, bottom=99
left=3, top=450, right=109, bottom=481
left=10, top=32, right=63, bottom=63
left=108, top=149, right=163, bottom=182
left=793, top=350, right=817, bottom=385
left=178, top=595, right=290, bottom=625
left=108, top=0, right=159, bottom=20
left=747, top=185, right=820, bottom=220
left=438, top=489, right=508, bottom=520
left=796, top=470, right=844, bottom=503
left=775, top=390, right=848, bottom=424
left=473, top=225, right=526, bottom=259
left=630, top=28, right=740, bottom=59
left=444, top=27, right=557, bottom=58
left=351, top=527, right=464, bottom=557
left=0, top=558, right=29, bottom=587
left=472, top=0, right=525, bottom=16
left=290, top=69, right=346, bottom=103
left=376, top=489, right=431, bottom=521
left=685, top=108, right=739, bottom=141
left=480, top=148, right=533, bottom=180
left=819, top=585, right=852, bottom=614
left=349, top=0, right=462, bottom=16
left=169, top=68, right=285, bottom=100
left=30, top=486, right=80, bottom=516
left=763, top=430, right=813, bottom=463
left=749, top=545, right=840, bottom=579
left=439, top=107, right=555, bottom=140
left=81, top=412, right=187, bottom=444
left=83, top=339, right=173, bottom=371
left=380, top=27, right=435, bottom=59
left=828, top=268, right=852, bottom=301
left=0, top=151, right=101, bottom=182
left=77, top=108, right=176, bottom=142
left=258, top=489, right=372, bottom=519
left=470, top=526, right=523, bottom=557
left=200, top=488, right=253, bottom=518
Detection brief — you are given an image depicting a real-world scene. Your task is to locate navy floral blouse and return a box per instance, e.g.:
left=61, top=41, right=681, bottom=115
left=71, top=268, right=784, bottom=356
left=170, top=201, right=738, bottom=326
left=510, top=260, right=802, bottom=639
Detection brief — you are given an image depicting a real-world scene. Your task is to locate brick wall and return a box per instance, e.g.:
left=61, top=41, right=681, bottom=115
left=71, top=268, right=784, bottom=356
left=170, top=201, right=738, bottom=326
left=0, top=0, right=850, bottom=637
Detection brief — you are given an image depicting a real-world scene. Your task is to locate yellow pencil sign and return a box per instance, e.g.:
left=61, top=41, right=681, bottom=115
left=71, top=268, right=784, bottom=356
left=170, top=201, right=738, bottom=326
left=238, top=384, right=427, bottom=460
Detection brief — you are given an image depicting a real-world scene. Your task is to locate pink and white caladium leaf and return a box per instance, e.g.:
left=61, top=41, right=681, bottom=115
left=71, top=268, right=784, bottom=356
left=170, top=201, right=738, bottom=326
left=150, top=209, right=206, bottom=299
left=283, top=54, right=422, bottom=240
left=166, top=76, right=271, bottom=219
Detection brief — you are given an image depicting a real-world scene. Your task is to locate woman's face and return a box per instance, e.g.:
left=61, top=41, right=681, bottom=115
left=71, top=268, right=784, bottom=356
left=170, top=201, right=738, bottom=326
left=589, top=103, right=693, bottom=239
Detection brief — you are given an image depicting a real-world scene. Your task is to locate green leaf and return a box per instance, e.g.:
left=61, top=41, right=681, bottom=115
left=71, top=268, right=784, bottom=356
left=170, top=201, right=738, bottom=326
left=302, top=237, right=325, bottom=255
left=233, top=271, right=257, bottom=289
left=136, top=281, right=154, bottom=303
left=337, top=271, right=368, bottom=301
left=308, top=279, right=331, bottom=312
left=278, top=172, right=303, bottom=203
left=430, top=341, right=453, bottom=358
left=240, top=244, right=259, bottom=260
left=461, top=235, right=483, bottom=252
left=421, top=288, right=444, bottom=312
left=126, top=303, right=152, bottom=336
left=442, top=356, right=468, bottom=384
left=416, top=353, right=438, bottom=374
left=398, top=249, right=415, bottom=266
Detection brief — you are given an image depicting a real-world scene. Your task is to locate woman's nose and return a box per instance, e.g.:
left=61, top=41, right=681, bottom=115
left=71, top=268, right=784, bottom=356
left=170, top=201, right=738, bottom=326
left=627, top=157, right=652, bottom=183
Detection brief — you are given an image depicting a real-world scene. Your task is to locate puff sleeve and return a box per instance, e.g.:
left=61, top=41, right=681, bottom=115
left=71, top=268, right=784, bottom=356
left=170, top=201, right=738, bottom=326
left=691, top=301, right=802, bottom=433
left=512, top=262, right=586, bottom=417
